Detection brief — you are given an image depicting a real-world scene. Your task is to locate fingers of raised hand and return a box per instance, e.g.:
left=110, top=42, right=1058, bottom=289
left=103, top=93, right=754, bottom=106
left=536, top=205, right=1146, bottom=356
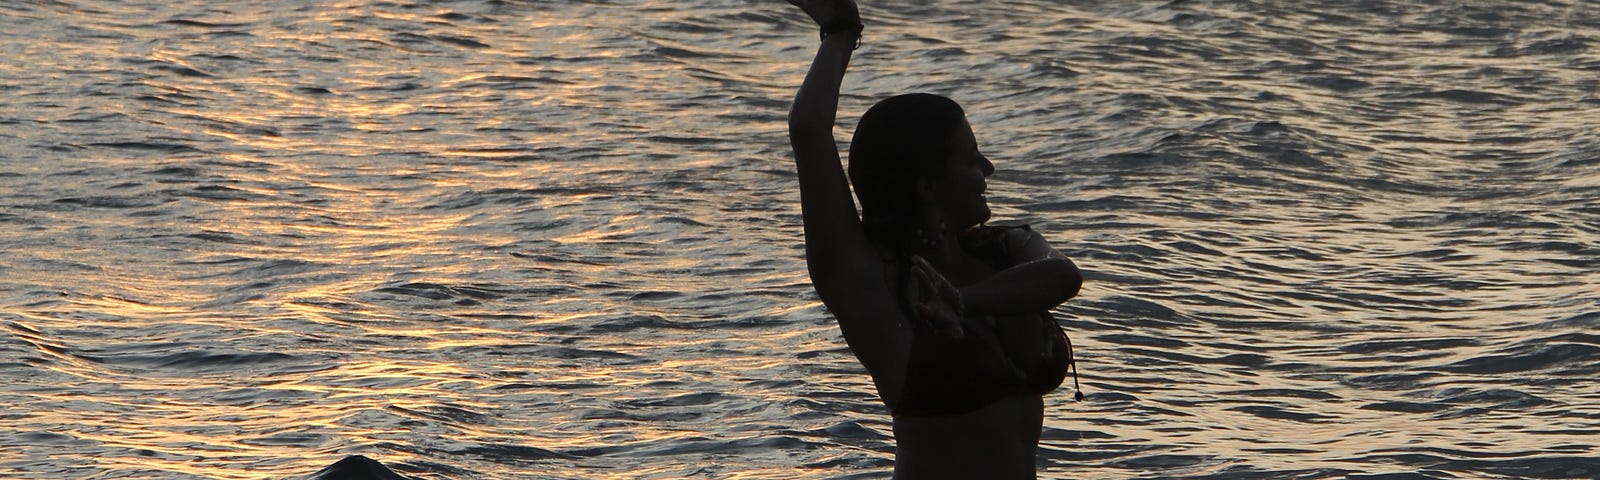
left=786, top=0, right=824, bottom=22
left=787, top=0, right=857, bottom=29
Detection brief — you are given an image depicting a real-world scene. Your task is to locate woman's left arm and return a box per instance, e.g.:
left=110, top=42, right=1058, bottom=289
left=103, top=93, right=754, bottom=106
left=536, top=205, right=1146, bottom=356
left=958, top=229, right=1082, bottom=317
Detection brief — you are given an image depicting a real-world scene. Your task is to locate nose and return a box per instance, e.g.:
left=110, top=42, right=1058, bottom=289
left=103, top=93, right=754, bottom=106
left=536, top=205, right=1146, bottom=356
left=980, top=154, right=994, bottom=176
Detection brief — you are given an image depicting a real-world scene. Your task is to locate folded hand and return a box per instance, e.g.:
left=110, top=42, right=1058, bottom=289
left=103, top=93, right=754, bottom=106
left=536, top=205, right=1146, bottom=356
left=907, top=255, right=965, bottom=340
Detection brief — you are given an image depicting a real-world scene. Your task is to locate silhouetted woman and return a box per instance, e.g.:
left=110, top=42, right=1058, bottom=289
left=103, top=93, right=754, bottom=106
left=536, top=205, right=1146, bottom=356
left=785, top=0, right=1084, bottom=478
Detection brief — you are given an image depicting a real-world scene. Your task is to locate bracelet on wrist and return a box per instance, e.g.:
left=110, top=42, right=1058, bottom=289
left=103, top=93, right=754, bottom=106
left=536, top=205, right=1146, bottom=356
left=820, top=22, right=864, bottom=50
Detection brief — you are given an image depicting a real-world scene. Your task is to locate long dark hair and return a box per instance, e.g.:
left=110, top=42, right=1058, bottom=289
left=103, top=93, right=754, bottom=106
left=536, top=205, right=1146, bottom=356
left=848, top=93, right=968, bottom=255
left=847, top=93, right=969, bottom=323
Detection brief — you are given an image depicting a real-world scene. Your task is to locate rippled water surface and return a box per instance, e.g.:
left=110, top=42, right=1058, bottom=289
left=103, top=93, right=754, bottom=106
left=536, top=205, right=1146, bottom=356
left=3, top=1, right=1598, bottom=478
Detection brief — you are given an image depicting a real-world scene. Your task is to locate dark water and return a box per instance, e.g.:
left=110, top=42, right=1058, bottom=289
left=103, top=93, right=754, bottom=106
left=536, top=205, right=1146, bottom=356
left=2, top=0, right=1597, bottom=478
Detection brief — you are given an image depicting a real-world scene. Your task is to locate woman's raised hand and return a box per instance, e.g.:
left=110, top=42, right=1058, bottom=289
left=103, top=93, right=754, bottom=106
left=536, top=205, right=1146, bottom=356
left=786, top=0, right=861, bottom=31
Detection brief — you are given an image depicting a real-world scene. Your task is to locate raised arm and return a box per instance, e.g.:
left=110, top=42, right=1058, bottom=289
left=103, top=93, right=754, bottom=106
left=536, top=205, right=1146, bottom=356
left=786, top=1, right=916, bottom=397
left=786, top=0, right=874, bottom=304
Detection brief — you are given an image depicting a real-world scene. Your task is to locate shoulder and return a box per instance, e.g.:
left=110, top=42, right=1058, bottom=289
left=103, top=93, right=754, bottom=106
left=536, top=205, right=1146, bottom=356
left=996, top=224, right=1037, bottom=251
left=1008, top=225, right=1067, bottom=265
left=959, top=223, right=1036, bottom=268
left=808, top=250, right=913, bottom=382
left=820, top=265, right=914, bottom=407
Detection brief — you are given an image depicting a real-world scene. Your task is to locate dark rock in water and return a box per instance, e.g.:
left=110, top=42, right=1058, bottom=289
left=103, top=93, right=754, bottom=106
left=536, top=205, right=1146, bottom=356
left=307, top=455, right=409, bottom=480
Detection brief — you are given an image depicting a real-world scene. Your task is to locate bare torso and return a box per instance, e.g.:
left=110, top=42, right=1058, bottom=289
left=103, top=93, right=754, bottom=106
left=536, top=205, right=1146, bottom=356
left=892, top=394, right=1044, bottom=480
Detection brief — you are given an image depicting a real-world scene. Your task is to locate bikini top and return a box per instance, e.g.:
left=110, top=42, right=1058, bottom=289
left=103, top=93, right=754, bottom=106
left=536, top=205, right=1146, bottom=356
left=888, top=224, right=1080, bottom=418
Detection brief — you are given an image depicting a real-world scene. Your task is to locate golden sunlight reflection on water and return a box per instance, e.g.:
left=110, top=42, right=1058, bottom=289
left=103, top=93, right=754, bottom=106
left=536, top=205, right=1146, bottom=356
left=3, top=0, right=1597, bottom=478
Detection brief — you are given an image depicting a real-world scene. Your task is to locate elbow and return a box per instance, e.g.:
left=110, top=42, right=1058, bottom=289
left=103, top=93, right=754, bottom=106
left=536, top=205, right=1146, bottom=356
left=788, top=117, right=828, bottom=145
left=787, top=101, right=836, bottom=142
left=1054, top=258, right=1083, bottom=302
left=786, top=106, right=809, bottom=135
left=786, top=109, right=802, bottom=133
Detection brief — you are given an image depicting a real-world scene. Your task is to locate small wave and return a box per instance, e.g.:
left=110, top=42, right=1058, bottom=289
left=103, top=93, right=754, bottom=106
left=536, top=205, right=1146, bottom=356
left=239, top=431, right=331, bottom=448
left=51, top=195, right=161, bottom=209
left=1491, top=35, right=1589, bottom=56
left=1434, top=388, right=1556, bottom=409
left=543, top=346, right=641, bottom=362
left=148, top=62, right=215, bottom=78
left=1092, top=295, right=1197, bottom=326
left=11, top=431, right=96, bottom=447
left=1108, top=454, right=1217, bottom=470
left=1438, top=335, right=1600, bottom=376
left=186, top=231, right=260, bottom=245
left=1297, top=75, right=1372, bottom=92
left=456, top=443, right=577, bottom=461
left=648, top=45, right=716, bottom=60
left=1226, top=388, right=1342, bottom=400
left=387, top=404, right=493, bottom=427
left=429, top=34, right=489, bottom=49
left=1097, top=333, right=1190, bottom=349
left=81, top=349, right=296, bottom=373
left=1360, top=401, right=1451, bottom=414
left=146, top=166, right=202, bottom=177
left=1227, top=404, right=1338, bottom=423
left=619, top=392, right=728, bottom=409
left=373, top=282, right=507, bottom=302
left=1340, top=338, right=1480, bottom=355
left=1521, top=311, right=1600, bottom=330
left=86, top=141, right=199, bottom=153
left=1352, top=453, right=1600, bottom=479
left=1343, top=372, right=1443, bottom=391
left=157, top=19, right=255, bottom=29
left=1405, top=89, right=1521, bottom=105
left=644, top=135, right=718, bottom=145
left=622, top=434, right=819, bottom=458
left=167, top=185, right=264, bottom=201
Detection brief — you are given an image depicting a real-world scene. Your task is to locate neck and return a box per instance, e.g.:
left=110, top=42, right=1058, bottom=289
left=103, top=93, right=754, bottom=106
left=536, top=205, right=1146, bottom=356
left=915, top=230, right=964, bottom=267
left=913, top=214, right=950, bottom=259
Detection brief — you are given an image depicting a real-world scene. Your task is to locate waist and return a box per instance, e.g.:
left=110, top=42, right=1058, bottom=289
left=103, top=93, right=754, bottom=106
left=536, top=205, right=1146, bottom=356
left=891, top=394, right=1043, bottom=479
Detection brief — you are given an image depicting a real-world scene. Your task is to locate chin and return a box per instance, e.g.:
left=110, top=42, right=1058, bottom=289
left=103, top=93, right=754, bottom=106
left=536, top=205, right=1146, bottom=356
left=970, top=208, right=992, bottom=228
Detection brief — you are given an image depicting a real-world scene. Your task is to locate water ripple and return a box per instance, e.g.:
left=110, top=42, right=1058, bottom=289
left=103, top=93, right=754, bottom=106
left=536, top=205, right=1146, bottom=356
left=1, top=0, right=1597, bottom=478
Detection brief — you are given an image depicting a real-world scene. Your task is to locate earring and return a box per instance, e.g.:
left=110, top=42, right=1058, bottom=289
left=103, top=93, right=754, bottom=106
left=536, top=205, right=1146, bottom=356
left=916, top=220, right=947, bottom=248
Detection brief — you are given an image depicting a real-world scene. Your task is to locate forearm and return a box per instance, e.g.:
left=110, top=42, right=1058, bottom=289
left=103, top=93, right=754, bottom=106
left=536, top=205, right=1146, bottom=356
left=958, top=258, right=1082, bottom=316
left=787, top=33, right=858, bottom=143
left=789, top=29, right=868, bottom=265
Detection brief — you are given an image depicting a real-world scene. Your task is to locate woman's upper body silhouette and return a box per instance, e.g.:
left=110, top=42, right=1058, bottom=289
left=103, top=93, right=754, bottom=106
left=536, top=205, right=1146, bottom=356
left=785, top=0, right=1085, bottom=478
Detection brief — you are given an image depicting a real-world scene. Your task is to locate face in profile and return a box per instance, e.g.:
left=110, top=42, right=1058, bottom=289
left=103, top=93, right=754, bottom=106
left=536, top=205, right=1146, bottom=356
left=927, top=119, right=995, bottom=230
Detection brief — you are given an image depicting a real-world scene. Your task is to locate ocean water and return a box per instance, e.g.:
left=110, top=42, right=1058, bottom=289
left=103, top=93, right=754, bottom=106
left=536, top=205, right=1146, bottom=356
left=2, top=0, right=1597, bottom=478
